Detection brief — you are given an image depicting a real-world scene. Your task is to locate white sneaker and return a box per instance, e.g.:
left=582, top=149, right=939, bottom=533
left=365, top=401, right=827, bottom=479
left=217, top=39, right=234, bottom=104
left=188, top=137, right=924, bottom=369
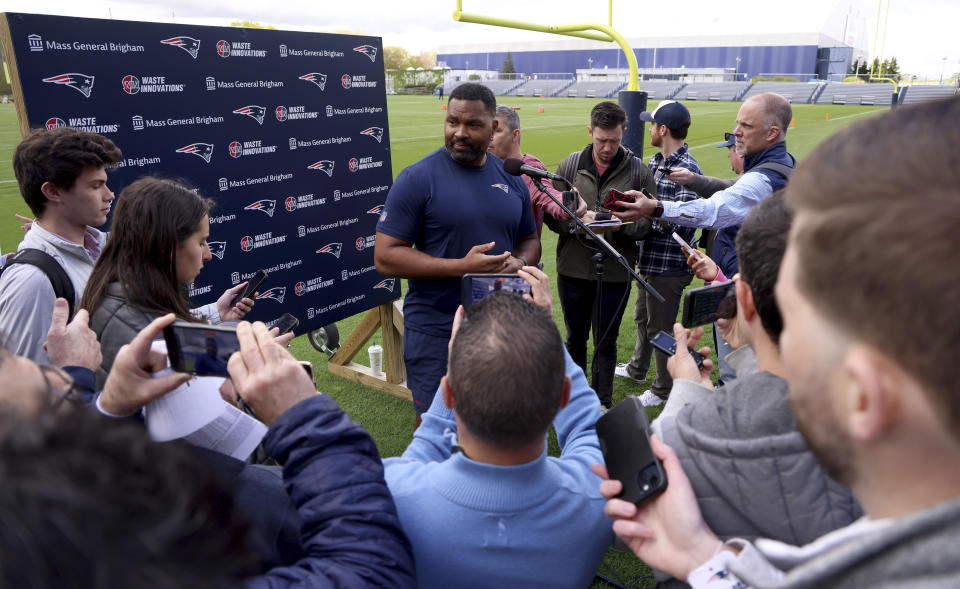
left=614, top=363, right=647, bottom=385
left=636, top=390, right=665, bottom=407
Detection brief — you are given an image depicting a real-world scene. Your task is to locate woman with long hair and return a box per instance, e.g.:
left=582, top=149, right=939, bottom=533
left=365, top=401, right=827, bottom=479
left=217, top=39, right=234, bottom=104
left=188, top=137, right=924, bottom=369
left=82, top=177, right=256, bottom=387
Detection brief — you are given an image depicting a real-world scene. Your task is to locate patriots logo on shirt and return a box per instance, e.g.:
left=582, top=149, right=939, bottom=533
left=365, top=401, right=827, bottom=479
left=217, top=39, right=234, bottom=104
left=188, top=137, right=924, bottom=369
left=232, top=105, right=266, bottom=124
left=257, top=287, right=286, bottom=304
left=353, top=45, right=378, bottom=62
left=244, top=199, right=276, bottom=217
left=360, top=126, right=384, bottom=143
left=316, top=243, right=343, bottom=258
left=160, top=36, right=201, bottom=58
left=366, top=204, right=385, bottom=215
left=492, top=183, right=509, bottom=193
left=208, top=241, right=227, bottom=260
left=42, top=73, right=95, bottom=98
left=175, top=143, right=214, bottom=163
left=298, top=73, right=327, bottom=90
left=308, top=160, right=335, bottom=177
left=373, top=279, right=395, bottom=292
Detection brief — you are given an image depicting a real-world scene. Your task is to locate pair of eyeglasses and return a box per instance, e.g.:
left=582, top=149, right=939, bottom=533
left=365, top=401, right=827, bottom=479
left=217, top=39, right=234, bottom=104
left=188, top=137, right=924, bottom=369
left=40, top=364, right=80, bottom=411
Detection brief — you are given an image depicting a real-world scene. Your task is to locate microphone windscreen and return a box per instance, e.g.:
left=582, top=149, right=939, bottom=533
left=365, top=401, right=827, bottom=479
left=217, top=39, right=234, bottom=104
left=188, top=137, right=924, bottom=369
left=502, top=158, right=524, bottom=176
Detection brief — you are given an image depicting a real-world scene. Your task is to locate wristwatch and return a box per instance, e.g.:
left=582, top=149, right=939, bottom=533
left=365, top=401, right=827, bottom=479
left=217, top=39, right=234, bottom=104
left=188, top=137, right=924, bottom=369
left=652, top=200, right=664, bottom=218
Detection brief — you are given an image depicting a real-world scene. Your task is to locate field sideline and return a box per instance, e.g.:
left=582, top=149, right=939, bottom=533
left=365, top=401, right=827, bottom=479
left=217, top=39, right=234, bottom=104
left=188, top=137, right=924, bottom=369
left=0, top=95, right=885, bottom=587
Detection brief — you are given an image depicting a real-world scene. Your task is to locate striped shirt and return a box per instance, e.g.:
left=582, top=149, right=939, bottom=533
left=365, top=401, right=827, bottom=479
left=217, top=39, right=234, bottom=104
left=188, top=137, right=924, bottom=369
left=638, top=144, right=701, bottom=275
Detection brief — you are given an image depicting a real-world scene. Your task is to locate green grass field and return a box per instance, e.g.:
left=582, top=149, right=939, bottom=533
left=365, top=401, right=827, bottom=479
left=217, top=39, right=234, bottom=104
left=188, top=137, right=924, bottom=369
left=0, top=96, right=885, bottom=587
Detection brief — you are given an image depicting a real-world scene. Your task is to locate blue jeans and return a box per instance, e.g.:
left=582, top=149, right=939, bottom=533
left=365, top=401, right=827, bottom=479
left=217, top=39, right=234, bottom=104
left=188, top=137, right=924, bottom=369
left=403, top=326, right=449, bottom=415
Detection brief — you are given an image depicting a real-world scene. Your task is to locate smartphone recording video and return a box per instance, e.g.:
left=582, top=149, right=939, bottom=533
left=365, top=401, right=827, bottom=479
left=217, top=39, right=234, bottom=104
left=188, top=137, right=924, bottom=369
left=461, top=274, right=532, bottom=308
left=682, top=282, right=737, bottom=328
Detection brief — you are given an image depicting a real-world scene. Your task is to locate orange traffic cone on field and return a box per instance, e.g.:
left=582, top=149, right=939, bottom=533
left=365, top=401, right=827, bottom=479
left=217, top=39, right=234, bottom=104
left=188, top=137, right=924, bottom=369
left=825, top=112, right=829, bottom=121
left=790, top=118, right=795, bottom=128
left=441, top=104, right=447, bottom=110
left=538, top=106, right=545, bottom=113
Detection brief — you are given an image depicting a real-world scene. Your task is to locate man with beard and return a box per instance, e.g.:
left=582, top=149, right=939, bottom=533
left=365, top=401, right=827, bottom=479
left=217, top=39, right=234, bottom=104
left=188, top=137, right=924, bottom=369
left=375, top=83, right=540, bottom=422
left=596, top=97, right=960, bottom=587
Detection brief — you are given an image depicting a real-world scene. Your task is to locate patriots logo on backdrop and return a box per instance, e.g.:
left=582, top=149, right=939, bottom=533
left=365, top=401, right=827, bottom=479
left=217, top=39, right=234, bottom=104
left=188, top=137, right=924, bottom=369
left=492, top=183, right=509, bottom=193
left=360, top=126, right=384, bottom=143
left=353, top=45, right=377, bottom=62
left=366, top=204, right=385, bottom=215
left=257, top=287, right=286, bottom=303
left=308, top=160, right=335, bottom=176
left=42, top=73, right=95, bottom=98
left=316, top=243, right=342, bottom=258
left=244, top=199, right=276, bottom=217
left=232, top=105, right=266, bottom=124
left=160, top=36, right=201, bottom=58
left=175, top=143, right=214, bottom=163
left=208, top=241, right=227, bottom=260
left=298, top=73, right=327, bottom=90
left=45, top=117, right=66, bottom=130
left=373, top=279, right=395, bottom=292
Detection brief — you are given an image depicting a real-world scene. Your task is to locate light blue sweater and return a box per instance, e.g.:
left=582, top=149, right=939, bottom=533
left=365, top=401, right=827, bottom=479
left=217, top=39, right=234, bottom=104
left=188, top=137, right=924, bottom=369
left=384, top=350, right=613, bottom=588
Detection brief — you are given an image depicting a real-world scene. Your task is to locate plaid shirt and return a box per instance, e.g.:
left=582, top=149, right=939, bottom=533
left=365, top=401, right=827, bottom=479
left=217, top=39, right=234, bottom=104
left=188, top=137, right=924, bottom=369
left=638, top=144, right=702, bottom=275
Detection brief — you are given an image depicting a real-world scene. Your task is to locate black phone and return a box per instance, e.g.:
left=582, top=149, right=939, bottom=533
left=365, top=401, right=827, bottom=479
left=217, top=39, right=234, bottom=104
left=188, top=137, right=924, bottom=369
left=271, top=312, right=299, bottom=335
left=650, top=330, right=706, bottom=368
left=163, top=320, right=240, bottom=377
left=461, top=274, right=532, bottom=308
left=658, top=167, right=674, bottom=175
left=232, top=269, right=268, bottom=307
left=596, top=396, right=668, bottom=506
left=681, top=282, right=737, bottom=327
left=601, top=188, right=635, bottom=211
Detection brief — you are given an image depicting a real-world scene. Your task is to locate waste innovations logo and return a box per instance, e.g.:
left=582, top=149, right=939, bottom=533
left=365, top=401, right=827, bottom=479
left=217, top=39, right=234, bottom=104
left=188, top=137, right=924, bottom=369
left=360, top=127, right=384, bottom=143
left=175, top=143, right=214, bottom=163
left=275, top=105, right=319, bottom=121
left=45, top=115, right=118, bottom=134
left=229, top=139, right=278, bottom=158
left=295, top=276, right=335, bottom=296
left=353, top=45, right=378, bottom=62
left=256, top=287, right=287, bottom=303
left=121, top=75, right=185, bottom=94
left=355, top=235, right=377, bottom=251
left=308, top=160, right=335, bottom=177
left=284, top=193, right=326, bottom=212
left=233, top=105, right=266, bottom=124
left=42, top=73, right=94, bottom=98
left=299, top=73, right=327, bottom=90
left=240, top=232, right=287, bottom=252
left=316, top=243, right=343, bottom=258
left=160, top=36, right=200, bottom=58
left=243, top=199, right=276, bottom=217
left=217, top=40, right=268, bottom=58
left=341, top=74, right=378, bottom=89
left=348, top=156, right=385, bottom=172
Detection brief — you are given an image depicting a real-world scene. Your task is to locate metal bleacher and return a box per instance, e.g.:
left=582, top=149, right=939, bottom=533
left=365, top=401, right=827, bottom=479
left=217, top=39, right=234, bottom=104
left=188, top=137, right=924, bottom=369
left=506, top=79, right=572, bottom=97
left=741, top=82, right=818, bottom=104
left=479, top=79, right=524, bottom=96
left=637, top=81, right=684, bottom=100
left=563, top=80, right=627, bottom=98
left=678, top=82, right=751, bottom=101
left=900, top=85, right=958, bottom=104
left=815, top=83, right=896, bottom=106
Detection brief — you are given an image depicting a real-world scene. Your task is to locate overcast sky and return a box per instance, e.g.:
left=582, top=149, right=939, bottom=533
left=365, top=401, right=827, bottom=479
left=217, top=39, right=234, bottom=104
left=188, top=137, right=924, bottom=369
left=3, top=0, right=957, bottom=79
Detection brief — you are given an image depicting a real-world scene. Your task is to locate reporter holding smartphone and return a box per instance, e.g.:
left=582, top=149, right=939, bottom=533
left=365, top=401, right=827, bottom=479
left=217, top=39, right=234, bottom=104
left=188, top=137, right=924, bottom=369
left=80, top=178, right=258, bottom=388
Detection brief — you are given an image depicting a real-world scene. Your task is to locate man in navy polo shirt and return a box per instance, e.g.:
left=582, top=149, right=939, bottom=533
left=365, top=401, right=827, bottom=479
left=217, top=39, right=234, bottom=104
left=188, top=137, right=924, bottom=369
left=375, top=83, right=540, bottom=423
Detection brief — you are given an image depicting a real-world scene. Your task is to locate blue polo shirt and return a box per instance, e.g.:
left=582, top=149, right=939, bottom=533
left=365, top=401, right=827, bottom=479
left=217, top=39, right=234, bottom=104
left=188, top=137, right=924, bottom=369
left=377, top=148, right=535, bottom=336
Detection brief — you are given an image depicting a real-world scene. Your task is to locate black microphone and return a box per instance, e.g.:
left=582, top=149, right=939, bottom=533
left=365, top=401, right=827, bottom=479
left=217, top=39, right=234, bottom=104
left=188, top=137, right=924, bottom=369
left=503, top=157, right=569, bottom=185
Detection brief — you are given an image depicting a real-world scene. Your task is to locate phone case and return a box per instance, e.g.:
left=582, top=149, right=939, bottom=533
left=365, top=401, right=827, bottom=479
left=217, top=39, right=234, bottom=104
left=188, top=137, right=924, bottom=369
left=233, top=270, right=268, bottom=307
left=681, top=282, right=737, bottom=328
left=602, top=189, right=634, bottom=211
left=596, top=397, right=668, bottom=505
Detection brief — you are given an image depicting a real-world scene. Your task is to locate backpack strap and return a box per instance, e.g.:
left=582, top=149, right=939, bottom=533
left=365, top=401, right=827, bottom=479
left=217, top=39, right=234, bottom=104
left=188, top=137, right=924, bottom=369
left=0, top=249, right=76, bottom=318
left=630, top=155, right=648, bottom=191
left=753, top=160, right=794, bottom=180
left=557, top=150, right=581, bottom=187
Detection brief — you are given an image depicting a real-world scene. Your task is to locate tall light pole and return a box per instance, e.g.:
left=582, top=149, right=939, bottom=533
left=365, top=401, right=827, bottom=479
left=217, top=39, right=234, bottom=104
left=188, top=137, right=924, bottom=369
left=941, top=56, right=948, bottom=84
left=735, top=56, right=741, bottom=80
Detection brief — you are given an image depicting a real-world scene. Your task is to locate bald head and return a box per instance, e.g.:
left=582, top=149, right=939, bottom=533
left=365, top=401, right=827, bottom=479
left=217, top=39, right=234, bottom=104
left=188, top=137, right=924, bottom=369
left=734, top=92, right=792, bottom=155
left=751, top=92, right=792, bottom=141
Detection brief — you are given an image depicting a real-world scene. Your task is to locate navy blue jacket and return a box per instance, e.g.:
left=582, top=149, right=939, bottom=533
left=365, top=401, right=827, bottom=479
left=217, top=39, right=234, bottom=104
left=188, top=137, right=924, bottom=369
left=714, top=142, right=795, bottom=275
